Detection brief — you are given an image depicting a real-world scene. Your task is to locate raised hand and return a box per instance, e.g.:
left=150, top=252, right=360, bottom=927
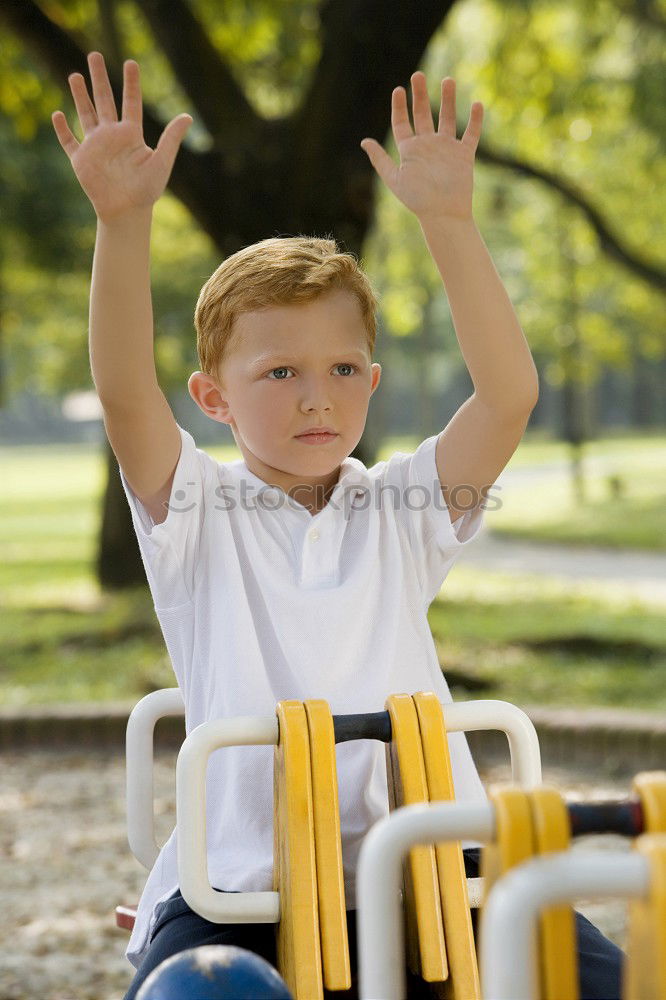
left=360, top=71, right=483, bottom=223
left=52, top=51, right=192, bottom=223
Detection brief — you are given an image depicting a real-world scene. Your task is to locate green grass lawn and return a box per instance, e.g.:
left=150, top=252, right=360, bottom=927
left=490, top=438, right=666, bottom=551
left=1, top=431, right=664, bottom=708
left=429, top=566, right=666, bottom=712
left=378, top=430, right=666, bottom=551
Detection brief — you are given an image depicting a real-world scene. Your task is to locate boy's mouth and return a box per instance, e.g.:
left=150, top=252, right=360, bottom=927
left=296, top=425, right=336, bottom=435
left=295, top=431, right=338, bottom=444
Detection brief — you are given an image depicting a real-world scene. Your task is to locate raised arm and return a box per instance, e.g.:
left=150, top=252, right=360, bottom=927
left=52, top=52, right=193, bottom=523
left=361, top=73, right=539, bottom=522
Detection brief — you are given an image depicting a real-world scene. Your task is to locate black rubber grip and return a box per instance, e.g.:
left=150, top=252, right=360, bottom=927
left=332, top=710, right=392, bottom=744
left=330, top=710, right=648, bottom=836
left=568, top=798, right=645, bottom=837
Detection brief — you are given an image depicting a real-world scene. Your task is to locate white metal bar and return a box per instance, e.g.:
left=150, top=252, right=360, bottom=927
left=442, top=701, right=542, bottom=786
left=357, top=801, right=496, bottom=1000
left=480, top=851, right=649, bottom=1000
left=176, top=715, right=281, bottom=923
left=126, top=688, right=184, bottom=868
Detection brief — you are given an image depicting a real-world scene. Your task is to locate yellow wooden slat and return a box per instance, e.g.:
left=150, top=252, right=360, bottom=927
left=303, top=700, right=351, bottom=992
left=481, top=786, right=536, bottom=904
left=528, top=786, right=578, bottom=1000
left=624, top=833, right=666, bottom=1000
left=633, top=772, right=666, bottom=833
left=625, top=776, right=666, bottom=1000
left=273, top=701, right=322, bottom=1000
left=385, top=693, right=448, bottom=983
left=413, top=691, right=481, bottom=1000
left=479, top=784, right=537, bottom=981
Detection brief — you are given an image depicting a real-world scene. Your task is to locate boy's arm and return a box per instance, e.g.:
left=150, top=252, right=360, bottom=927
left=91, top=209, right=181, bottom=525
left=52, top=52, right=192, bottom=525
left=361, top=73, right=538, bottom=523
left=420, top=216, right=538, bottom=523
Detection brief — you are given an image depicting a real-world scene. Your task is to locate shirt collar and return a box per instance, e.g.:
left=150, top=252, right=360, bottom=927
left=230, top=455, right=369, bottom=512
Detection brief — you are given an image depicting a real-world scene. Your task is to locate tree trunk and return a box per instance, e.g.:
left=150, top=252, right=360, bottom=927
left=557, top=207, right=588, bottom=506
left=630, top=342, right=657, bottom=427
left=417, top=295, right=435, bottom=441
left=96, top=437, right=147, bottom=589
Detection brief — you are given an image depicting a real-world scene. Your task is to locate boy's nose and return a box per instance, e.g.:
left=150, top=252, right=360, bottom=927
left=300, top=379, right=334, bottom=409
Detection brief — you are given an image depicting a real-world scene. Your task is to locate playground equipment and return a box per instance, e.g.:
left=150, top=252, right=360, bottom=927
left=357, top=772, right=666, bottom=999
left=116, top=689, right=666, bottom=999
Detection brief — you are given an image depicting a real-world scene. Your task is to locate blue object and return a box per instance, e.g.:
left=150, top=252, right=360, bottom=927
left=136, top=944, right=294, bottom=999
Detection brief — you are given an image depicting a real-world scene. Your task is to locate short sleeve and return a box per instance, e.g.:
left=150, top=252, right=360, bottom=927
left=118, top=424, right=208, bottom=611
left=383, top=433, right=486, bottom=607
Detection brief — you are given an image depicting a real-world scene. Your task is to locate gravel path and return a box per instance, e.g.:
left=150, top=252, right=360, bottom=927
left=456, top=448, right=666, bottom=605
left=1, top=750, right=633, bottom=1000
left=457, top=530, right=666, bottom=605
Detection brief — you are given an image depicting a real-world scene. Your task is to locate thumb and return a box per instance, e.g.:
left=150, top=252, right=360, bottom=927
left=154, top=114, right=193, bottom=170
left=360, top=138, right=397, bottom=187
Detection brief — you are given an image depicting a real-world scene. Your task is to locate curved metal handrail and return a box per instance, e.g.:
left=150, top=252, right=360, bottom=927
left=174, top=699, right=541, bottom=925
left=125, top=688, right=184, bottom=868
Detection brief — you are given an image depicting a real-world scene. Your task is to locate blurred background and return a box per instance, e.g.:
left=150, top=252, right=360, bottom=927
left=0, top=1, right=664, bottom=997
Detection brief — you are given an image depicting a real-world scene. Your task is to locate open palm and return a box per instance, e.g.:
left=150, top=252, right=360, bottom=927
left=360, top=71, right=483, bottom=222
left=52, top=51, right=192, bottom=223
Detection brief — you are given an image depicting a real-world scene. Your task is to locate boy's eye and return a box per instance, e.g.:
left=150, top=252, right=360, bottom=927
left=266, top=363, right=358, bottom=380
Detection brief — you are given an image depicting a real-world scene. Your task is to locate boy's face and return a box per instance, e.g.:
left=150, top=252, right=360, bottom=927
left=188, top=289, right=382, bottom=511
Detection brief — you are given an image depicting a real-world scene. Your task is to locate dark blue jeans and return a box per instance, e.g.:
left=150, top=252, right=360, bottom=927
left=124, top=849, right=625, bottom=999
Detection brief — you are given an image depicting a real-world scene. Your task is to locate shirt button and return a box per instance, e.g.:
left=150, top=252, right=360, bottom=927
left=308, top=527, right=320, bottom=542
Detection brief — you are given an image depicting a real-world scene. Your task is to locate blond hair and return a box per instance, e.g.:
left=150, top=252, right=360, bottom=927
left=194, top=235, right=379, bottom=377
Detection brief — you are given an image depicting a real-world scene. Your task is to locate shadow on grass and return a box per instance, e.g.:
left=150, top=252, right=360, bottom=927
left=17, top=620, right=159, bottom=655
left=518, top=635, right=659, bottom=661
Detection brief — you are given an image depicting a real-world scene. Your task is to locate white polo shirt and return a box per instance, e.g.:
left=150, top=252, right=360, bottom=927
left=119, top=423, right=489, bottom=969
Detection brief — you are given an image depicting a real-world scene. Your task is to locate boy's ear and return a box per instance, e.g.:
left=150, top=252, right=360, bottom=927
left=188, top=371, right=233, bottom=426
left=370, top=362, right=382, bottom=395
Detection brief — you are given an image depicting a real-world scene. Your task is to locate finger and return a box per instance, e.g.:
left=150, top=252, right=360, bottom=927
left=87, top=50, right=119, bottom=123
left=438, top=77, right=457, bottom=138
left=121, top=59, right=142, bottom=129
left=390, top=87, right=413, bottom=145
left=461, top=102, right=484, bottom=153
left=360, top=138, right=398, bottom=187
left=410, top=71, right=435, bottom=134
left=68, top=71, right=98, bottom=134
left=51, top=110, right=80, bottom=158
left=154, top=114, right=193, bottom=172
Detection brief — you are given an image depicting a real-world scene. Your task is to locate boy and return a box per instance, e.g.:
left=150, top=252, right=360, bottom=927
left=53, top=52, right=624, bottom=999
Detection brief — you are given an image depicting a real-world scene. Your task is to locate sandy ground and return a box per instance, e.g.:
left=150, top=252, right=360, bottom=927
left=1, top=749, right=632, bottom=1000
